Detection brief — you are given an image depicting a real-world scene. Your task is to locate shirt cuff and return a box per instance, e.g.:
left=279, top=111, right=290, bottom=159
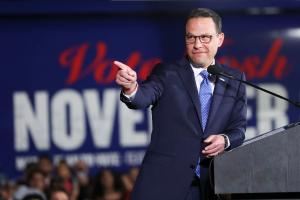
left=122, top=84, right=138, bottom=101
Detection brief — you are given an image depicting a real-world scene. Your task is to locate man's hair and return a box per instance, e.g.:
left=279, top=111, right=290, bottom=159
left=22, top=193, right=45, bottom=200
left=187, top=8, right=222, bottom=33
left=26, top=168, right=45, bottom=184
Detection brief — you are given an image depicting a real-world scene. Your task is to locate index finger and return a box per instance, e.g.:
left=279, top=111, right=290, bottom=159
left=114, top=61, right=130, bottom=71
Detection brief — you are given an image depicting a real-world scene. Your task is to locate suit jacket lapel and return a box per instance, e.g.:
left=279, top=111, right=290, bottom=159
left=176, top=58, right=203, bottom=132
left=206, top=64, right=229, bottom=133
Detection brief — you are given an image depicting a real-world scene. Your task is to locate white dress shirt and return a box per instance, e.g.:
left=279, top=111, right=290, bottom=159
left=190, top=64, right=215, bottom=94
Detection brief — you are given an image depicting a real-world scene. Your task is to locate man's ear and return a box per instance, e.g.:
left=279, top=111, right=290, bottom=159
left=218, top=33, right=225, bottom=47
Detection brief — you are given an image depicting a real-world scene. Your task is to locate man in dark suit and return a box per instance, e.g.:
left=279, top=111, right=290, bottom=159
left=114, top=8, right=247, bottom=200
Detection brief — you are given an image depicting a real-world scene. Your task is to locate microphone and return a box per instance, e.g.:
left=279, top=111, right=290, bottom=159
left=208, top=64, right=235, bottom=79
left=207, top=65, right=300, bottom=108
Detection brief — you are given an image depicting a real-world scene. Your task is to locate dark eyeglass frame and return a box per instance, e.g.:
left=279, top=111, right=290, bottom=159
left=185, top=33, right=219, bottom=44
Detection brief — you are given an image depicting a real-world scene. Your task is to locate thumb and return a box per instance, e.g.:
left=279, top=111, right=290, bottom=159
left=128, top=70, right=136, bottom=76
left=204, top=135, right=215, bottom=143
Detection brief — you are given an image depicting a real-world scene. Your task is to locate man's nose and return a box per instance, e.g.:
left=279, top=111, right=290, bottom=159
left=193, top=37, right=203, bottom=48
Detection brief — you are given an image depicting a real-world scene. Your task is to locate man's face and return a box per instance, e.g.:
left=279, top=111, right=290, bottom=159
left=185, top=17, right=224, bottom=68
left=29, top=172, right=45, bottom=191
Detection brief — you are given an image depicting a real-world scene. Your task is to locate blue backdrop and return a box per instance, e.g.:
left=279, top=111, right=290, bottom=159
left=0, top=1, right=300, bottom=179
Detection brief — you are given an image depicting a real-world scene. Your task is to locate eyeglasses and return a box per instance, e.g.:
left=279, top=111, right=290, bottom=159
left=185, top=33, right=219, bottom=44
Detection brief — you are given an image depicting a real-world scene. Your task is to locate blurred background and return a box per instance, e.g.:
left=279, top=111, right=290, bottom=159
left=0, top=0, right=300, bottom=199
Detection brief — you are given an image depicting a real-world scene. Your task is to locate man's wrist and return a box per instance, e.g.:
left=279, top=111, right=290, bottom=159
left=122, top=82, right=138, bottom=95
left=122, top=83, right=138, bottom=100
left=220, top=134, right=230, bottom=149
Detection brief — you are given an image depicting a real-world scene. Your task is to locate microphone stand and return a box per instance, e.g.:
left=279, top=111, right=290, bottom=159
left=217, top=72, right=300, bottom=129
left=218, top=71, right=300, bottom=108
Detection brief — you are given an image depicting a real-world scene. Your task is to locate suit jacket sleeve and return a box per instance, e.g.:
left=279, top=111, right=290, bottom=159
left=120, top=63, right=165, bottom=109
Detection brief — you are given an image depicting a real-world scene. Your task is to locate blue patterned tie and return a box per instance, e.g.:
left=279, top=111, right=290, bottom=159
left=199, top=70, right=213, bottom=131
left=195, top=70, right=213, bottom=178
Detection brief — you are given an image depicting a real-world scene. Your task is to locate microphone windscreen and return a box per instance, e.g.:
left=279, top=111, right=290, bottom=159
left=207, top=65, right=223, bottom=75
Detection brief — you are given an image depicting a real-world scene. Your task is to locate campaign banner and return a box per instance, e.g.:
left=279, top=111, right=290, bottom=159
left=0, top=9, right=299, bottom=178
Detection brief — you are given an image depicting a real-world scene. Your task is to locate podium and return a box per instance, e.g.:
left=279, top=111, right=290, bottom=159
left=214, top=122, right=300, bottom=200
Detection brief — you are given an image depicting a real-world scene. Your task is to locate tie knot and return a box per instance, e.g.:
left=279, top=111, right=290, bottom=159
left=200, top=70, right=209, bottom=79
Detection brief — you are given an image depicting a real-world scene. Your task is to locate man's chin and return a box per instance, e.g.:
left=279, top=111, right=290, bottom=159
left=190, top=58, right=206, bottom=68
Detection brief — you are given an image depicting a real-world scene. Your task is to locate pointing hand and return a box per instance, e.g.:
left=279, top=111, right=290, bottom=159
left=114, top=61, right=138, bottom=95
